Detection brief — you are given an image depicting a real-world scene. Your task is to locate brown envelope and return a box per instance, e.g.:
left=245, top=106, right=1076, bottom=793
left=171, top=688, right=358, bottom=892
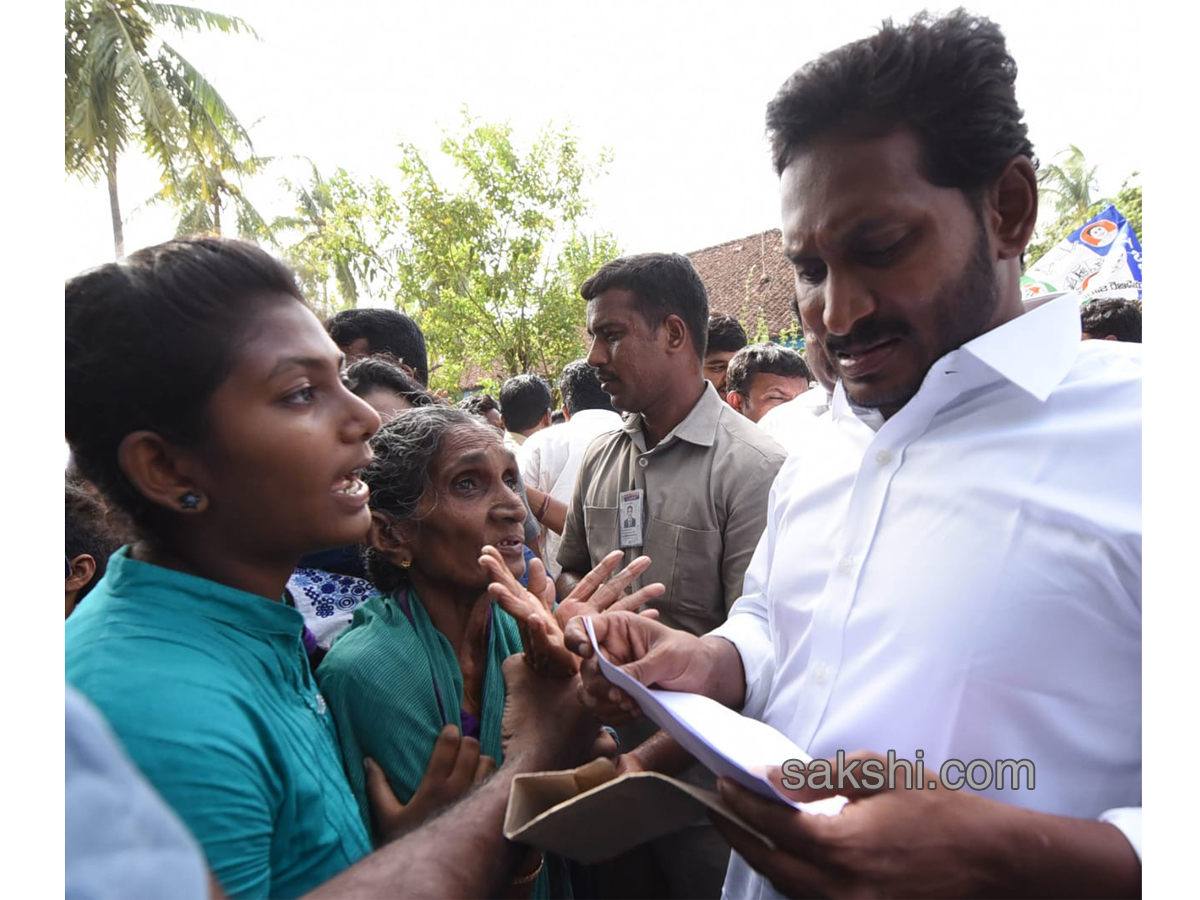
left=503, top=758, right=776, bottom=864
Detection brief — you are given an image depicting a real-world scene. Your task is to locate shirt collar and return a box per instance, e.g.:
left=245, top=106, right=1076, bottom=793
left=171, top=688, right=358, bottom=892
left=959, top=291, right=1081, bottom=402
left=831, top=292, right=1083, bottom=426
left=621, top=381, right=723, bottom=449
left=100, top=546, right=305, bottom=640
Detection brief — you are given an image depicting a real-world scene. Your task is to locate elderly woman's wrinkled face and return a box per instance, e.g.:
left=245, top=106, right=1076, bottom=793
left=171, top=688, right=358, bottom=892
left=407, top=426, right=527, bottom=590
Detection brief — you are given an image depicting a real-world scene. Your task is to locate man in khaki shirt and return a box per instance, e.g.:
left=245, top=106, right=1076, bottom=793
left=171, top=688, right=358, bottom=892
left=555, top=252, right=785, bottom=898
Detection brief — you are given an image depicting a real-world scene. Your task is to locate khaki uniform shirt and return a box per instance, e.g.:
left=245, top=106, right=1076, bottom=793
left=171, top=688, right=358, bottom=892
left=557, top=383, right=786, bottom=636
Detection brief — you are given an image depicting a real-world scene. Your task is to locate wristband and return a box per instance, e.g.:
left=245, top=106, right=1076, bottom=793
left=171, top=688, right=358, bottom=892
left=510, top=853, right=545, bottom=887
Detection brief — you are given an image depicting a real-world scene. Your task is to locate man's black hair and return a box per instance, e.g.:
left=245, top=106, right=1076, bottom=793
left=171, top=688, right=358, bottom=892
left=726, top=343, right=811, bottom=396
left=1081, top=298, right=1142, bottom=343
left=499, top=374, right=553, bottom=433
left=344, top=354, right=436, bottom=407
left=707, top=314, right=748, bottom=354
left=326, top=308, right=430, bottom=385
left=765, top=9, right=1036, bottom=201
left=580, top=253, right=710, bottom=359
left=558, top=359, right=613, bottom=416
left=457, top=393, right=500, bottom=417
left=66, top=479, right=124, bottom=604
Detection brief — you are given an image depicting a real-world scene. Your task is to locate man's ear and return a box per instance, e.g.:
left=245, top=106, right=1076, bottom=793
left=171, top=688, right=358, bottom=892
left=727, top=391, right=745, bottom=413
left=117, top=431, right=208, bottom=514
left=539, top=409, right=552, bottom=429
left=661, top=314, right=691, bottom=355
left=988, top=156, right=1039, bottom=262
left=65, top=554, right=96, bottom=592
left=368, top=511, right=412, bottom=564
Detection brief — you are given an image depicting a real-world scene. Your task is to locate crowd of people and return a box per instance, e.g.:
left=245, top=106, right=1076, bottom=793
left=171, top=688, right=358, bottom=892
left=65, top=9, right=1142, bottom=900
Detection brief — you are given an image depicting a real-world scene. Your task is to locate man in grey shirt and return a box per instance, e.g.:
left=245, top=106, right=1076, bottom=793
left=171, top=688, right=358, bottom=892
left=556, top=252, right=786, bottom=897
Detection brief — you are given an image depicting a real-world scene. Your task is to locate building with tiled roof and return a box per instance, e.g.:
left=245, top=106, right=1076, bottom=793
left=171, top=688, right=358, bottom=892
left=686, top=228, right=799, bottom=343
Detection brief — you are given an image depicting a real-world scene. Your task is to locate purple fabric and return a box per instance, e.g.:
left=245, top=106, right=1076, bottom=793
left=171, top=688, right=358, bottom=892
left=459, top=708, right=481, bottom=739
left=301, top=626, right=319, bottom=658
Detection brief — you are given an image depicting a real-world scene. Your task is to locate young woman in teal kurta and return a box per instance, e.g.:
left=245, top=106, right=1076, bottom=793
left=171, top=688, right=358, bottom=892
left=64, top=238, right=385, bottom=898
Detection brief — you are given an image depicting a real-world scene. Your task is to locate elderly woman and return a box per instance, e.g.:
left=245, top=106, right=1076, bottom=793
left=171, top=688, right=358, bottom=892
left=316, top=407, right=661, bottom=896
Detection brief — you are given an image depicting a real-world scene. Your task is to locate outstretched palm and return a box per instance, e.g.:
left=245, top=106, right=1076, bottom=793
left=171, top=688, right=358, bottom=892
left=479, top=548, right=664, bottom=678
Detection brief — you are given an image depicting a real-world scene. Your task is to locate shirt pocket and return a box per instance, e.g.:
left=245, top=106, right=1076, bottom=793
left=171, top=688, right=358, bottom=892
left=649, top=519, right=725, bottom=625
left=583, top=506, right=619, bottom=567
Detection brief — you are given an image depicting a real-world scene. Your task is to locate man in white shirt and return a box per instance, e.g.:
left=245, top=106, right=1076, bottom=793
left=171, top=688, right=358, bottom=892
left=757, top=315, right=837, bottom=451
left=499, top=373, right=553, bottom=454
left=517, top=359, right=621, bottom=577
left=568, top=10, right=1140, bottom=898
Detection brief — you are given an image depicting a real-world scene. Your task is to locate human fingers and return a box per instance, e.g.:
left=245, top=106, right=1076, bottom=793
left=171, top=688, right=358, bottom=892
left=574, top=656, right=641, bottom=723
left=595, top=555, right=652, bottom=599
left=446, top=735, right=483, bottom=792
left=603, top=581, right=666, bottom=615
left=716, top=777, right=831, bottom=857
left=364, top=756, right=405, bottom=822
left=421, top=724, right=465, bottom=783
left=710, top=808, right=833, bottom=899
left=567, top=550, right=627, bottom=601
left=474, top=754, right=497, bottom=783
left=480, top=548, right=525, bottom=596
left=525, top=556, right=556, bottom=611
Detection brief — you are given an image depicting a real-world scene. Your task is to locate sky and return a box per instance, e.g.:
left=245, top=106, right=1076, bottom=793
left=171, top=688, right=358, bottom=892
left=62, top=0, right=1148, bottom=277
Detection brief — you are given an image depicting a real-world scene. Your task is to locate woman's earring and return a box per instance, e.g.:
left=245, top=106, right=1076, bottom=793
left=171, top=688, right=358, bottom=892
left=400, top=559, right=412, bottom=569
left=179, top=492, right=203, bottom=511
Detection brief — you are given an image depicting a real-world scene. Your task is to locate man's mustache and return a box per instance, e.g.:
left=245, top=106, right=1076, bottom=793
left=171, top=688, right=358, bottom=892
left=823, top=319, right=913, bottom=355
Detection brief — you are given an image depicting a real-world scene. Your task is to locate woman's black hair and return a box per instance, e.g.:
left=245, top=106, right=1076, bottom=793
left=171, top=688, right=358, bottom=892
left=362, top=406, right=499, bottom=592
left=65, top=236, right=306, bottom=536
left=344, top=353, right=436, bottom=408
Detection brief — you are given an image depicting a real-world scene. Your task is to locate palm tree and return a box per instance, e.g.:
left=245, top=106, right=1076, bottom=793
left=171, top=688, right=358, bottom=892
left=144, top=140, right=275, bottom=243
left=1037, top=145, right=1099, bottom=233
left=65, top=0, right=257, bottom=256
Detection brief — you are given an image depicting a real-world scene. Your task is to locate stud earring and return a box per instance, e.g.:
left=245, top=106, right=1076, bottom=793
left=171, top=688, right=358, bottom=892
left=400, top=559, right=412, bottom=569
left=179, top=492, right=203, bottom=510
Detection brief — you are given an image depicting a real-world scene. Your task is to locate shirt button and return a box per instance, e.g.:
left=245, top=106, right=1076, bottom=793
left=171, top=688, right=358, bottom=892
left=638, top=457, right=648, bottom=468
left=315, top=694, right=327, bottom=715
left=875, top=450, right=892, bottom=465
left=838, top=556, right=854, bottom=574
left=813, top=664, right=828, bottom=684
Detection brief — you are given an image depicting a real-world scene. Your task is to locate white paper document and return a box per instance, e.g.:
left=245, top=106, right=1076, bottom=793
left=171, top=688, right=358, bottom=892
left=584, top=617, right=846, bottom=815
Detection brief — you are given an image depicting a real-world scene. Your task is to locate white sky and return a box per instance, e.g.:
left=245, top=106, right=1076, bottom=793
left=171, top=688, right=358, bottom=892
left=62, top=0, right=1147, bottom=276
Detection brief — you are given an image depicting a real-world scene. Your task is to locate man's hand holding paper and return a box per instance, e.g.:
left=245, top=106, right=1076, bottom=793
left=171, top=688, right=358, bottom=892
left=564, top=610, right=748, bottom=723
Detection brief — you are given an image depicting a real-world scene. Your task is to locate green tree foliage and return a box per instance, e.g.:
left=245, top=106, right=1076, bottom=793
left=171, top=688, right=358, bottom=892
left=145, top=141, right=273, bottom=243
left=393, top=113, right=620, bottom=394
left=273, top=165, right=402, bottom=315
left=65, top=0, right=257, bottom=256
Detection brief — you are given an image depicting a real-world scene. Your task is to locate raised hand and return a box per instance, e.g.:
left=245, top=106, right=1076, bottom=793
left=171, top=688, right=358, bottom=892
left=365, top=724, right=495, bottom=844
left=480, top=546, right=576, bottom=678
left=552, top=550, right=665, bottom=630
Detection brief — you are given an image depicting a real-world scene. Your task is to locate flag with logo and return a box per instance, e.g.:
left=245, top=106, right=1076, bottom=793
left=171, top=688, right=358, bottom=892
left=1022, top=204, right=1142, bottom=302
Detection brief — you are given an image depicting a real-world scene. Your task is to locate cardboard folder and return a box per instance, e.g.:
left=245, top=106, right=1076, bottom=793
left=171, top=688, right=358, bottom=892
left=503, top=757, right=774, bottom=864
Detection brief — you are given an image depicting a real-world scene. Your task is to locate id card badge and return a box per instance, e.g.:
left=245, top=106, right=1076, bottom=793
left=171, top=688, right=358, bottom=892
left=618, top=489, right=644, bottom=549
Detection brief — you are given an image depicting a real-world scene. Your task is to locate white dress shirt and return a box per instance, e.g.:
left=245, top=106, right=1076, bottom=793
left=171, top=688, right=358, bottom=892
left=755, top=385, right=832, bottom=454
left=518, top=408, right=622, bottom=577
left=711, top=294, right=1142, bottom=899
